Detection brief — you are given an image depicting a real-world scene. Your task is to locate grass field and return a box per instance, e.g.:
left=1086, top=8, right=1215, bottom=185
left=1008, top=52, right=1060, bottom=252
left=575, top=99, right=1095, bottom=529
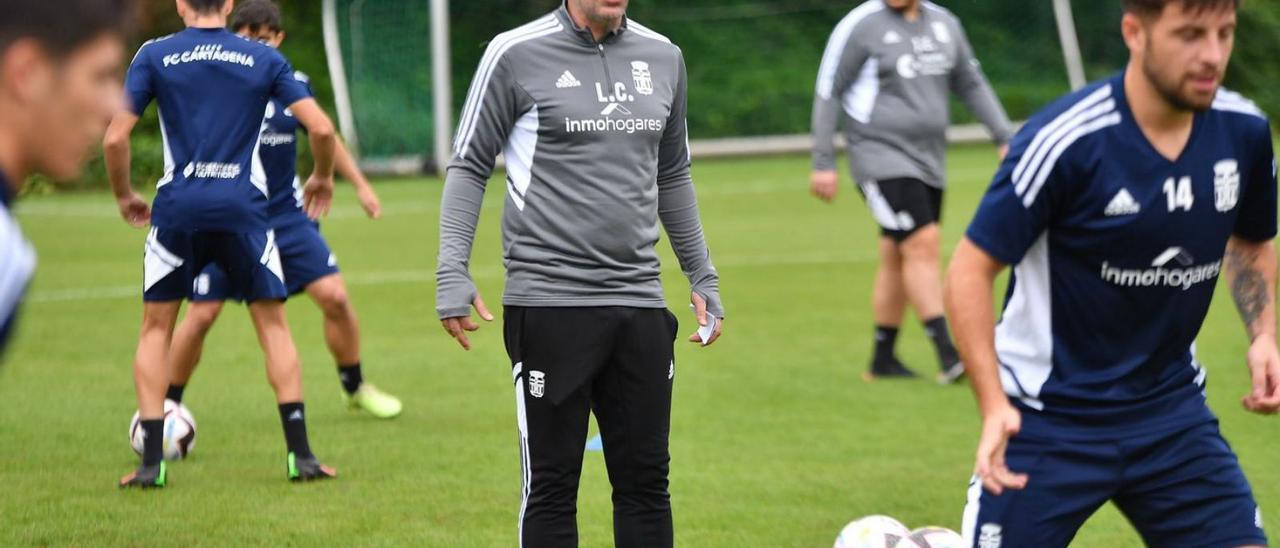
left=2, top=147, right=1278, bottom=546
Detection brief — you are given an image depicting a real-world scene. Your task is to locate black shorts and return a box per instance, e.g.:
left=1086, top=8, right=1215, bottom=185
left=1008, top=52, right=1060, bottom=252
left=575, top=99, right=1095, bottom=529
left=856, top=177, right=943, bottom=242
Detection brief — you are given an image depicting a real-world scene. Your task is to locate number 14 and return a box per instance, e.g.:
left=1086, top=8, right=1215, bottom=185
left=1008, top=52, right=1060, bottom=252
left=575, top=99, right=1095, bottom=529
left=1163, top=176, right=1193, bottom=212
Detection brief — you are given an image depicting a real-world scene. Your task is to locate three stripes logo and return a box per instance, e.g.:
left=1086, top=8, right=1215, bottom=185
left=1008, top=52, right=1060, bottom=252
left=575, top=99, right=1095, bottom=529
left=1103, top=188, right=1140, bottom=216
left=555, top=70, right=581, bottom=89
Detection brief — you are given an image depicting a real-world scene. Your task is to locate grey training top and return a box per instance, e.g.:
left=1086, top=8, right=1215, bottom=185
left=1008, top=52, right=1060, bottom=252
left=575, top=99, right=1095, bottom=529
left=436, top=5, right=722, bottom=320
left=811, top=0, right=1013, bottom=188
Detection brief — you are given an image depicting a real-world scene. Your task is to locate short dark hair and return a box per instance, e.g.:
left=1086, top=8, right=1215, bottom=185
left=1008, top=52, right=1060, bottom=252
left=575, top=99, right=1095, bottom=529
left=0, top=0, right=133, bottom=56
left=1122, top=0, right=1241, bottom=16
left=231, top=0, right=284, bottom=33
left=185, top=0, right=229, bottom=14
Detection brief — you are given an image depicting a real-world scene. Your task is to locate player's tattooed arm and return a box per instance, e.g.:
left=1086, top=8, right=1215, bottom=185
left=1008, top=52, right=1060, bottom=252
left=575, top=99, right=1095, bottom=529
left=1227, top=237, right=1280, bottom=414
left=1225, top=237, right=1277, bottom=341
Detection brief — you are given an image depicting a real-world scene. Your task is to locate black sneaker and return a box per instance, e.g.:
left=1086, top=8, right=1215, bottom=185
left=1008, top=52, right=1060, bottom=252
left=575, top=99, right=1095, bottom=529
left=119, top=461, right=166, bottom=489
left=288, top=452, right=337, bottom=482
left=864, top=358, right=918, bottom=381
left=937, top=356, right=966, bottom=385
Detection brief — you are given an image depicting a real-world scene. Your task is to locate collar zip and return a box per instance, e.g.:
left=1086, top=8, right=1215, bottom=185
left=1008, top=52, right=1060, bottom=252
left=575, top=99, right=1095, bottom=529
left=557, top=2, right=627, bottom=47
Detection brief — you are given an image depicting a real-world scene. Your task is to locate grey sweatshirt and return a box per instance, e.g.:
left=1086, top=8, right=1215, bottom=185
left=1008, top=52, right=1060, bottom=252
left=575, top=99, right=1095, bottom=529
left=436, top=5, right=722, bottom=320
left=811, top=0, right=1013, bottom=188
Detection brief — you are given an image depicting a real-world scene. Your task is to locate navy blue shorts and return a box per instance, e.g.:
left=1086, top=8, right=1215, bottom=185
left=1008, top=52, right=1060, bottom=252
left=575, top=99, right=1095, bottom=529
left=144, top=227, right=287, bottom=303
left=961, top=420, right=1265, bottom=547
left=191, top=221, right=337, bottom=301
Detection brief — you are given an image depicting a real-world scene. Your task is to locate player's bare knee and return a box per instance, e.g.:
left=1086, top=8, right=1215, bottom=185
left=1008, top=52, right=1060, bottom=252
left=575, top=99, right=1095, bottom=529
left=185, top=304, right=222, bottom=334
left=312, top=282, right=350, bottom=318
left=140, top=303, right=179, bottom=334
left=899, top=226, right=940, bottom=260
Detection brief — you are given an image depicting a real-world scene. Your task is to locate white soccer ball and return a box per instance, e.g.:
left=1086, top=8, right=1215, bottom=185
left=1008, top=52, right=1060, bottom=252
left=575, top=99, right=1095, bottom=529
left=894, top=526, right=966, bottom=548
left=835, top=515, right=911, bottom=548
left=128, top=399, right=197, bottom=460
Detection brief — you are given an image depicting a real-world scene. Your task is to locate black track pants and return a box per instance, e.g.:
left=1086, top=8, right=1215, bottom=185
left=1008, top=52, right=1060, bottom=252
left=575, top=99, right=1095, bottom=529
left=504, top=306, right=679, bottom=548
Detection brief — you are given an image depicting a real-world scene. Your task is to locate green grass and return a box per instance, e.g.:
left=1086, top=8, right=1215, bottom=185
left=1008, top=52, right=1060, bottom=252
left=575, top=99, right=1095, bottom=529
left=2, top=147, right=1277, bottom=546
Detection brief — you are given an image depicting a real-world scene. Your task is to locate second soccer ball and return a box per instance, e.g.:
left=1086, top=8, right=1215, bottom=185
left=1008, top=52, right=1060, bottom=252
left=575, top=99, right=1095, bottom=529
left=127, top=399, right=197, bottom=461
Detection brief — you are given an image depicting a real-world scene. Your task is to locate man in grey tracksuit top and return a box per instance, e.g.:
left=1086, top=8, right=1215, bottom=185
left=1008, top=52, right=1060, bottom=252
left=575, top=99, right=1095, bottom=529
left=809, top=0, right=1012, bottom=383
left=435, top=1, right=722, bottom=546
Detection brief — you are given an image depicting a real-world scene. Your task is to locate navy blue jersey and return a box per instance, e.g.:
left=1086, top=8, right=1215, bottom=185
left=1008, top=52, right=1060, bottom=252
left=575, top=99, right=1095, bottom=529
left=125, top=27, right=310, bottom=232
left=967, top=71, right=1277, bottom=439
left=0, top=170, right=36, bottom=356
left=262, top=71, right=313, bottom=228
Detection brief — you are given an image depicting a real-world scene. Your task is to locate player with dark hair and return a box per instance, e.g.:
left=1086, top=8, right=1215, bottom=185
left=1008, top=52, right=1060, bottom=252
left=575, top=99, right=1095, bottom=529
left=947, top=0, right=1275, bottom=545
left=164, top=0, right=402, bottom=420
left=0, top=0, right=131, bottom=359
left=105, top=0, right=339, bottom=487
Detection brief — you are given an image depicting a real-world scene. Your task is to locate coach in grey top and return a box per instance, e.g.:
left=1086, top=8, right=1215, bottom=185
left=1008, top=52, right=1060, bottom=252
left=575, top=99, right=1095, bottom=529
left=809, top=0, right=1011, bottom=383
left=435, top=2, right=721, bottom=322
left=436, top=1, right=721, bottom=546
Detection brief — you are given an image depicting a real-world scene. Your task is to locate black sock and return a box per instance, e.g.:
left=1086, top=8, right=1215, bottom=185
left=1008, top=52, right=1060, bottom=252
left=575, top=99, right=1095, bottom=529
left=337, top=362, right=363, bottom=394
left=166, top=384, right=186, bottom=403
left=278, top=402, right=314, bottom=459
left=873, top=325, right=900, bottom=364
left=923, top=316, right=959, bottom=363
left=140, top=419, right=164, bottom=467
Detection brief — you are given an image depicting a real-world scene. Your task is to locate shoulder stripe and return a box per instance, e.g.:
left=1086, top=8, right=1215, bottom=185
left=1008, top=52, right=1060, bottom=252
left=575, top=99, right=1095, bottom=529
left=816, top=1, right=884, bottom=100
left=454, top=15, right=557, bottom=149
left=629, top=21, right=672, bottom=44
left=1212, top=101, right=1267, bottom=119
left=131, top=34, right=174, bottom=64
left=1212, top=90, right=1266, bottom=119
left=1020, top=111, right=1122, bottom=207
left=1012, top=84, right=1112, bottom=187
left=1015, top=97, right=1116, bottom=196
left=0, top=209, right=36, bottom=334
left=454, top=16, right=561, bottom=159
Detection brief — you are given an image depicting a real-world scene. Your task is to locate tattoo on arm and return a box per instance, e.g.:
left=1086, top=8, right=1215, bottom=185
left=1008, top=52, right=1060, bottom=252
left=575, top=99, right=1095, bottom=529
left=1227, top=245, right=1269, bottom=335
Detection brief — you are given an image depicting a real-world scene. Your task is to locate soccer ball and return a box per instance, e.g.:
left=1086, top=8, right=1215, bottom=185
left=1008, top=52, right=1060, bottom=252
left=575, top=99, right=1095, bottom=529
left=128, top=399, right=197, bottom=460
left=835, top=515, right=911, bottom=548
left=894, top=527, right=966, bottom=548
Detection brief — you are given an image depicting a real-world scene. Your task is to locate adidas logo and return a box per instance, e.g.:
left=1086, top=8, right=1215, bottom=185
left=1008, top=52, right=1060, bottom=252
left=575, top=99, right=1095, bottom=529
left=555, top=70, right=581, bottom=89
left=288, top=409, right=304, bottom=421
left=1104, top=188, right=1141, bottom=216
left=883, top=30, right=903, bottom=44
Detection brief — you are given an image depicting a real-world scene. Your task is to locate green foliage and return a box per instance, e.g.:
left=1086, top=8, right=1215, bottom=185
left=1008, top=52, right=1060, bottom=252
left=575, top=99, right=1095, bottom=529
left=29, top=0, right=1280, bottom=192
left=449, top=0, right=1279, bottom=135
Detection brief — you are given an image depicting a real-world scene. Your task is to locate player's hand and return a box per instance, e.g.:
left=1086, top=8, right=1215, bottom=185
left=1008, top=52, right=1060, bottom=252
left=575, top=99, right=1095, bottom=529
left=997, top=143, right=1010, bottom=161
left=688, top=291, right=723, bottom=346
left=1243, top=334, right=1280, bottom=414
left=116, top=192, right=151, bottom=228
left=441, top=293, right=494, bottom=351
left=302, top=174, right=335, bottom=220
left=810, top=170, right=839, bottom=203
left=356, top=186, right=382, bottom=219
left=974, top=403, right=1028, bottom=495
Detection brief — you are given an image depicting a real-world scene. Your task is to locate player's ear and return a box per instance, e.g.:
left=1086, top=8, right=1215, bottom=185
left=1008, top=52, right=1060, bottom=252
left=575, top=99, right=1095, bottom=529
left=1121, top=12, right=1147, bottom=55
left=1, top=39, right=54, bottom=105
left=223, top=0, right=235, bottom=17
left=275, top=31, right=286, bottom=47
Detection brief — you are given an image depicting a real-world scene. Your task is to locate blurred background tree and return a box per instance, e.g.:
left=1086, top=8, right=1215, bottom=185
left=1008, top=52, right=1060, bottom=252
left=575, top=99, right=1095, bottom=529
left=33, top=0, right=1278, bottom=192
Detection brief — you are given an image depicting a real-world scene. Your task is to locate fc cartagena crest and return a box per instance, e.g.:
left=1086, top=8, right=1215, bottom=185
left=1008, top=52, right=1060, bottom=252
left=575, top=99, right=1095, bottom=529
left=631, top=61, right=653, bottom=96
left=1214, top=158, right=1239, bottom=212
